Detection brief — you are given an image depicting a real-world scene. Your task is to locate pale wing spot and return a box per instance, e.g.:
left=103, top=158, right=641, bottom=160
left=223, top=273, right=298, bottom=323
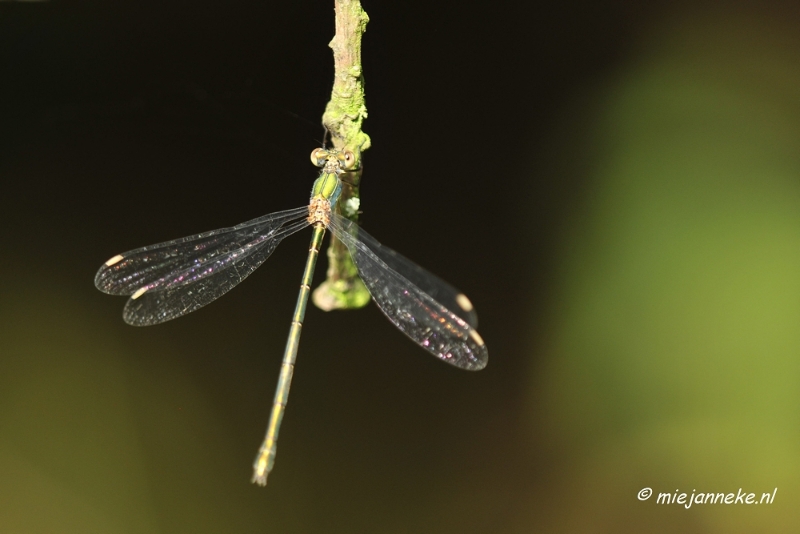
left=469, top=329, right=484, bottom=346
left=456, top=293, right=474, bottom=312
left=131, top=287, right=149, bottom=300
left=105, top=254, right=124, bottom=266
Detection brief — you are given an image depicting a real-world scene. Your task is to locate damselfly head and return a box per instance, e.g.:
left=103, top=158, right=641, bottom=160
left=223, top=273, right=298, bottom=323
left=310, top=148, right=357, bottom=173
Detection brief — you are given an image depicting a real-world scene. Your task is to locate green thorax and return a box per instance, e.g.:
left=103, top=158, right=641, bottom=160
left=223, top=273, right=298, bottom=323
left=310, top=170, right=342, bottom=208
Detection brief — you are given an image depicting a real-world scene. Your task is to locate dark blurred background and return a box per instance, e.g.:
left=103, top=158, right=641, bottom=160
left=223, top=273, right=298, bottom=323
left=2, top=0, right=800, bottom=532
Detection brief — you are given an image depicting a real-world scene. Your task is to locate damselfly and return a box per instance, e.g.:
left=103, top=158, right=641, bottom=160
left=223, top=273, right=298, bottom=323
left=95, top=148, right=488, bottom=485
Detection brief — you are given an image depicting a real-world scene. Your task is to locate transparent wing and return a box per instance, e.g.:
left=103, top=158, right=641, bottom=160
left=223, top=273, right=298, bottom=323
left=338, top=219, right=478, bottom=328
left=122, top=219, right=309, bottom=326
left=95, top=207, right=310, bottom=326
left=330, top=214, right=487, bottom=371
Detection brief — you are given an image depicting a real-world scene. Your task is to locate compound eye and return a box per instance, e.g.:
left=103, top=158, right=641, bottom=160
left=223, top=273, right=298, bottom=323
left=342, top=150, right=356, bottom=170
left=310, top=148, right=327, bottom=167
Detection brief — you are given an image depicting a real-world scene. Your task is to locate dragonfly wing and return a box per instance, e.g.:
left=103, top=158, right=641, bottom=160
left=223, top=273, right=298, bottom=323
left=335, top=217, right=479, bottom=328
left=330, top=214, right=487, bottom=371
left=95, top=207, right=310, bottom=325
left=122, top=230, right=292, bottom=325
left=96, top=207, right=308, bottom=295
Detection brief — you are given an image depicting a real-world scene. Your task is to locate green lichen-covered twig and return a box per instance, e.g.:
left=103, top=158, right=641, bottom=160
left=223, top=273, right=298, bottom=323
left=312, top=0, right=371, bottom=311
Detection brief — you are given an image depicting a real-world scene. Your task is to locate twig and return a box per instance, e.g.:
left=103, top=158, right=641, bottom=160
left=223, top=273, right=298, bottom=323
left=312, top=0, right=371, bottom=310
